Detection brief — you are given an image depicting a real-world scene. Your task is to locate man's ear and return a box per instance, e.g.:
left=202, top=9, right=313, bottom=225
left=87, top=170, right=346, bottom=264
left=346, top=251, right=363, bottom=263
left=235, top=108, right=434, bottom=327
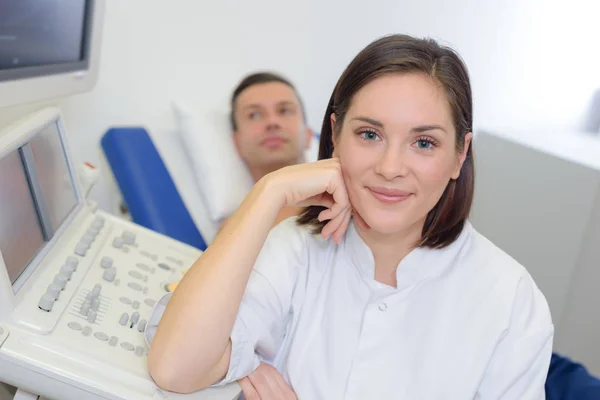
left=304, top=126, right=313, bottom=150
left=451, top=132, right=472, bottom=179
left=232, top=131, right=242, bottom=157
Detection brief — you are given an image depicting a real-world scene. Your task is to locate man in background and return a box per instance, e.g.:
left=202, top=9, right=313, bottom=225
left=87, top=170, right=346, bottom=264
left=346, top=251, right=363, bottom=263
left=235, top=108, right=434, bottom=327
left=226, top=71, right=314, bottom=226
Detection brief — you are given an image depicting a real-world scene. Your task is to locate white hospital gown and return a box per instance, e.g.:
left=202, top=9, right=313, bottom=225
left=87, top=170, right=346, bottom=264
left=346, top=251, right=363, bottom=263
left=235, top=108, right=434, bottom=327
left=146, top=218, right=553, bottom=399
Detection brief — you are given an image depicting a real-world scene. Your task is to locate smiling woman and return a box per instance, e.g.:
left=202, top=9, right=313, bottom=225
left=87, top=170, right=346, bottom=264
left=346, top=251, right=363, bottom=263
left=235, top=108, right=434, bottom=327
left=146, top=34, right=553, bottom=400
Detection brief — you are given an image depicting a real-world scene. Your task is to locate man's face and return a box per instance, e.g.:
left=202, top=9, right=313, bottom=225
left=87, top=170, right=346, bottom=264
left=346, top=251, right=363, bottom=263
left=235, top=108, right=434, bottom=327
left=233, top=82, right=312, bottom=176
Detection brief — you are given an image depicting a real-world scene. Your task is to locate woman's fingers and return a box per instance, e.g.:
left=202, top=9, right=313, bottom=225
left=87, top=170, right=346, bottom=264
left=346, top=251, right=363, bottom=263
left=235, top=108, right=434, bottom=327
left=332, top=207, right=352, bottom=244
left=239, top=377, right=260, bottom=400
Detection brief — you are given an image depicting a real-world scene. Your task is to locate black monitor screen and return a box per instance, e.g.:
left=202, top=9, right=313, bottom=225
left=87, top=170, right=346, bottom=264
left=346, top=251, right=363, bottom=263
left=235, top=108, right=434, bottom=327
left=0, top=0, right=90, bottom=71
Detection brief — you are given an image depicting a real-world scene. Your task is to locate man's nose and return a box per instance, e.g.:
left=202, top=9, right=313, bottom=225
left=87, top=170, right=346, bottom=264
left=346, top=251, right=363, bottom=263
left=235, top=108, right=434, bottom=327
left=264, top=111, right=282, bottom=132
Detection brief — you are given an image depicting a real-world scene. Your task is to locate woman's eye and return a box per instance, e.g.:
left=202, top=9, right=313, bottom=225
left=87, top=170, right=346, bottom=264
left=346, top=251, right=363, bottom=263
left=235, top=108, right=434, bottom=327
left=416, top=139, right=432, bottom=149
left=360, top=130, right=380, bottom=141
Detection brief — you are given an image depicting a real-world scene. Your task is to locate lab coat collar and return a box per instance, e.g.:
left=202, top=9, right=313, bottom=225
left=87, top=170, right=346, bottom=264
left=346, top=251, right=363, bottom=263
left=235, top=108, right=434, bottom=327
left=343, top=218, right=473, bottom=291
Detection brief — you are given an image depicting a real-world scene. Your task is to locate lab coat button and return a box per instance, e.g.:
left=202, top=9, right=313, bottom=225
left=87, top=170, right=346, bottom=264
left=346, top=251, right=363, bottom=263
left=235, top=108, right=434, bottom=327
left=378, top=303, right=388, bottom=312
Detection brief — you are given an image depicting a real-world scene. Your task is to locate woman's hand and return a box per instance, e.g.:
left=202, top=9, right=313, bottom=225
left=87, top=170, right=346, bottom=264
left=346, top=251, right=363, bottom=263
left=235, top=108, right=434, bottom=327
left=264, top=158, right=352, bottom=243
left=238, top=363, right=297, bottom=400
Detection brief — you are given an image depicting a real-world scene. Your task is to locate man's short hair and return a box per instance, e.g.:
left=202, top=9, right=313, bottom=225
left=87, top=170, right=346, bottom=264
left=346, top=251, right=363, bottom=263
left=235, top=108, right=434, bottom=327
left=230, top=72, right=307, bottom=131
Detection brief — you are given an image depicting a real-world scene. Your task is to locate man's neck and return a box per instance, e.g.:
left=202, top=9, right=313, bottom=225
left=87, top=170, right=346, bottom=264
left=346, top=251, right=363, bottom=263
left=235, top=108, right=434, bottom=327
left=249, top=158, right=304, bottom=183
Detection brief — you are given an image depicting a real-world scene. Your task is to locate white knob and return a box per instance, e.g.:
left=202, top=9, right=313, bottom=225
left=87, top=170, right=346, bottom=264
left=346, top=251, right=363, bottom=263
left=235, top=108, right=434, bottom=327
left=100, top=256, right=113, bottom=269
left=38, top=294, right=55, bottom=312
left=92, top=284, right=102, bottom=297
left=102, top=267, right=116, bottom=282
left=87, top=310, right=97, bottom=323
left=87, top=227, right=100, bottom=236
left=53, top=274, right=68, bottom=290
left=122, top=231, right=136, bottom=245
left=74, top=243, right=88, bottom=256
left=80, top=235, right=94, bottom=246
left=112, top=237, right=123, bottom=249
left=60, top=265, right=74, bottom=279
left=66, top=256, right=79, bottom=269
left=46, top=284, right=61, bottom=300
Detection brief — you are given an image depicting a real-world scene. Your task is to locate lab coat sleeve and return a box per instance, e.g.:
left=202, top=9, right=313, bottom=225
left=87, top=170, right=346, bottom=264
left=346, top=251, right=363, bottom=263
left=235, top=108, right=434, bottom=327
left=144, top=219, right=306, bottom=387
left=476, top=275, right=554, bottom=400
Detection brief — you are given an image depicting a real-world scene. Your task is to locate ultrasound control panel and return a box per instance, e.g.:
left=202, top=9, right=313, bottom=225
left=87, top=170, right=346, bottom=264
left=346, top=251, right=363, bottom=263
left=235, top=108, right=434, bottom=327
left=0, top=108, right=241, bottom=400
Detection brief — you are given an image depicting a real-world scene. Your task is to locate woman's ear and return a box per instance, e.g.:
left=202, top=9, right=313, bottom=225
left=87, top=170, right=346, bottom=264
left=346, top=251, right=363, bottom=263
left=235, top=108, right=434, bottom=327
left=451, top=132, right=472, bottom=179
left=330, top=113, right=338, bottom=157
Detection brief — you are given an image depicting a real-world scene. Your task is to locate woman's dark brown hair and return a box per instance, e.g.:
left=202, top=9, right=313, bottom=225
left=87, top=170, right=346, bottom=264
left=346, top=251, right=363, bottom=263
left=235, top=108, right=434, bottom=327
left=297, top=34, right=474, bottom=249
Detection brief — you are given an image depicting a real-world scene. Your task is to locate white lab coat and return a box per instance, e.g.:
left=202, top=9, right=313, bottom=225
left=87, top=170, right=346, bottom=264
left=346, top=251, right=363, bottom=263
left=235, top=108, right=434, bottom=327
left=147, top=218, right=553, bottom=399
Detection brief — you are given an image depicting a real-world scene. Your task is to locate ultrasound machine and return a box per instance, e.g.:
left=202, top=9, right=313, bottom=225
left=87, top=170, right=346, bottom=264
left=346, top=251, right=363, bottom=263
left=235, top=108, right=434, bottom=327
left=0, top=1, right=240, bottom=399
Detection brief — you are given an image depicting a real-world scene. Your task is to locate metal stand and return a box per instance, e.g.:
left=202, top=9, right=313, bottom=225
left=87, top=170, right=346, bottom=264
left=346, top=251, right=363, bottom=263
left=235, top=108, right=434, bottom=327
left=12, top=389, right=39, bottom=400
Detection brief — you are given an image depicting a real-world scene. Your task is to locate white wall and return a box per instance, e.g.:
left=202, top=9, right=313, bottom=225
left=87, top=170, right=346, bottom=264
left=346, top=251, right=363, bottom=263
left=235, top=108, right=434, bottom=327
left=1, top=0, right=599, bottom=215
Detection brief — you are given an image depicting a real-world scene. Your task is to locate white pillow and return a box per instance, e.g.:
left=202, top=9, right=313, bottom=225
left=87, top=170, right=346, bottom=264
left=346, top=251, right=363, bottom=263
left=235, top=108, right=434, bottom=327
left=173, top=102, right=254, bottom=223
left=173, top=101, right=321, bottom=223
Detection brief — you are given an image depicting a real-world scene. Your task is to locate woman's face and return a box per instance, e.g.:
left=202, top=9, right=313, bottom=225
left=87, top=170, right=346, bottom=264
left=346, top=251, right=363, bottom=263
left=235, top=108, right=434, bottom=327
left=333, top=73, right=471, bottom=236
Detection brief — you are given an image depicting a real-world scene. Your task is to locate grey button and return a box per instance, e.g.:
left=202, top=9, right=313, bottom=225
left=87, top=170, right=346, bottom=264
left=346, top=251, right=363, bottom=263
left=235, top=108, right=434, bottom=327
left=60, top=265, right=74, bottom=280
left=82, top=326, right=92, bottom=336
left=144, top=299, right=155, bottom=307
left=136, top=263, right=150, bottom=272
left=130, top=312, right=140, bottom=325
left=74, top=243, right=88, bottom=256
left=80, top=303, right=90, bottom=316
left=137, top=319, right=147, bottom=332
left=127, top=282, right=143, bottom=291
left=378, top=303, right=388, bottom=312
left=135, top=346, right=145, bottom=357
left=119, top=297, right=132, bottom=305
left=157, top=263, right=170, bottom=271
left=38, top=294, right=54, bottom=312
left=80, top=236, right=94, bottom=246
left=109, top=336, right=118, bottom=346
left=166, top=256, right=183, bottom=266
left=120, top=342, right=134, bottom=351
left=68, top=322, right=82, bottom=331
left=87, top=227, right=100, bottom=236
left=140, top=250, right=151, bottom=257
left=103, top=268, right=116, bottom=282
left=85, top=292, right=94, bottom=302
left=132, top=301, right=140, bottom=309
left=100, top=256, right=113, bottom=269
left=122, top=231, right=136, bottom=245
left=128, top=270, right=143, bottom=280
left=92, top=284, right=102, bottom=297
left=113, top=237, right=124, bottom=249
left=66, top=256, right=79, bottom=268
left=46, top=284, right=61, bottom=300
left=94, top=332, right=109, bottom=341
left=91, top=297, right=100, bottom=311
left=53, top=274, right=68, bottom=290
left=119, top=313, right=129, bottom=326
left=87, top=310, right=97, bottom=323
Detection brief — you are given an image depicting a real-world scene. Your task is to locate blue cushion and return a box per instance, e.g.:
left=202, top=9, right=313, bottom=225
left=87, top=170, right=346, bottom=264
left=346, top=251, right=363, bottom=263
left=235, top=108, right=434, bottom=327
left=101, top=127, right=207, bottom=250
left=546, top=353, right=600, bottom=399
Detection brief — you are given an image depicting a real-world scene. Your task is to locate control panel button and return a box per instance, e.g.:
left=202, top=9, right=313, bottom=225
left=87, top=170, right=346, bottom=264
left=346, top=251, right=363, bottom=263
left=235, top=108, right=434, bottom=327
left=53, top=274, right=68, bottom=290
left=135, top=346, right=146, bottom=357
left=91, top=297, right=100, bottom=311
left=119, top=313, right=129, bottom=326
left=46, top=284, right=61, bottom=300
left=132, top=301, right=140, bottom=310
left=120, top=342, right=134, bottom=351
left=80, top=236, right=94, bottom=246
left=103, top=268, right=116, bottom=282
left=130, top=312, right=140, bottom=325
left=112, top=237, right=124, bottom=249
left=109, top=336, right=118, bottom=347
left=87, top=227, right=100, bottom=236
left=80, top=303, right=91, bottom=316
left=144, top=299, right=156, bottom=307
left=128, top=270, right=143, bottom=280
left=92, top=284, right=102, bottom=297
left=94, top=332, right=109, bottom=341
left=122, top=231, right=136, bottom=245
left=119, top=297, right=132, bottom=305
left=87, top=310, right=97, bottom=323
left=100, top=256, right=113, bottom=269
left=127, top=282, right=143, bottom=292
left=60, top=265, right=74, bottom=280
left=137, top=319, right=147, bottom=332
left=67, top=322, right=82, bottom=331
left=136, top=263, right=151, bottom=272
left=74, top=243, right=88, bottom=256
left=82, top=326, right=92, bottom=336
left=157, top=263, right=171, bottom=271
left=38, top=294, right=55, bottom=312
left=66, top=256, right=79, bottom=269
